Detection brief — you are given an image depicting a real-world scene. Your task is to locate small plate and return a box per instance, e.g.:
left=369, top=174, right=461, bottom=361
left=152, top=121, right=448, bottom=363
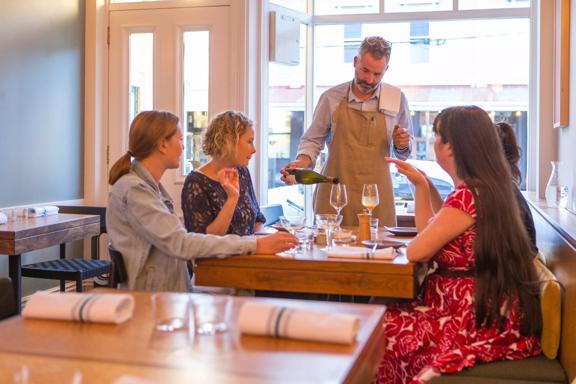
left=362, top=239, right=406, bottom=249
left=384, top=226, right=418, bottom=236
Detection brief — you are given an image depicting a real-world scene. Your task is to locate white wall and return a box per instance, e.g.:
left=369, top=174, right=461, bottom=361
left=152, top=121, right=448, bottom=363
left=557, top=4, right=576, bottom=211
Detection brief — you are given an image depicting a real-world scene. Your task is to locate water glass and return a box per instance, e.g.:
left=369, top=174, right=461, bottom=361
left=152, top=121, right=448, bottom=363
left=369, top=218, right=379, bottom=240
left=151, top=293, right=190, bottom=332
left=18, top=208, right=29, bottom=220
left=2, top=363, right=83, bottom=384
left=295, top=227, right=314, bottom=251
left=331, top=228, right=354, bottom=247
left=2, top=209, right=17, bottom=222
left=315, top=214, right=343, bottom=250
left=192, top=295, right=232, bottom=335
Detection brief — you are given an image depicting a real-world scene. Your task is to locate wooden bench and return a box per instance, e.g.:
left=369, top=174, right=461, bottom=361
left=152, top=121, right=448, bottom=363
left=432, top=199, right=575, bottom=384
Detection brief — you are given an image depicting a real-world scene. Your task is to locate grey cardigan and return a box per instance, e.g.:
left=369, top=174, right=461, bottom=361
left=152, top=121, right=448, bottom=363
left=106, top=161, right=256, bottom=292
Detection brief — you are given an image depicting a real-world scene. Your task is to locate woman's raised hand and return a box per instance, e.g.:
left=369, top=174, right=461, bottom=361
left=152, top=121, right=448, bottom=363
left=217, top=168, right=240, bottom=201
left=385, top=157, right=428, bottom=187
left=255, top=232, right=297, bottom=254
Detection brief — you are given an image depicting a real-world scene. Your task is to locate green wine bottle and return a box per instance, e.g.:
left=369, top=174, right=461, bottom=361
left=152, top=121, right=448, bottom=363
left=286, top=168, right=339, bottom=185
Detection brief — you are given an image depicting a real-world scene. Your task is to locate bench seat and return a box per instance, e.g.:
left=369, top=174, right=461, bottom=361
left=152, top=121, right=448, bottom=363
left=431, top=355, right=566, bottom=383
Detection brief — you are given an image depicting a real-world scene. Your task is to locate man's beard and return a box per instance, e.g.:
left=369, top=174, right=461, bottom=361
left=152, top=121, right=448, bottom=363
left=354, top=78, right=378, bottom=94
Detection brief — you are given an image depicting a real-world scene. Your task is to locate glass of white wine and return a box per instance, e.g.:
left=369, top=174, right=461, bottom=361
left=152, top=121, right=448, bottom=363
left=329, top=183, right=348, bottom=223
left=362, top=184, right=380, bottom=215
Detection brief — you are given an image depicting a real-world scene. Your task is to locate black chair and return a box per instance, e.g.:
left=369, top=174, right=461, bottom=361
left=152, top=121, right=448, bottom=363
left=108, top=245, right=127, bottom=288
left=260, top=204, right=284, bottom=226
left=0, top=277, right=17, bottom=320
left=20, top=206, right=112, bottom=292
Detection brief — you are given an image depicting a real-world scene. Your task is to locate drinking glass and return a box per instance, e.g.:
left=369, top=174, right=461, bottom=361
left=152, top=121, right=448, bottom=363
left=361, top=184, right=380, bottom=215
left=315, top=214, right=343, bottom=251
left=330, top=183, right=348, bottom=223
left=279, top=215, right=306, bottom=255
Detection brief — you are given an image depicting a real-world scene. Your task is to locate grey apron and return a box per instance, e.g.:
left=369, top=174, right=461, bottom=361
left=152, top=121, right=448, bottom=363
left=313, top=92, right=396, bottom=226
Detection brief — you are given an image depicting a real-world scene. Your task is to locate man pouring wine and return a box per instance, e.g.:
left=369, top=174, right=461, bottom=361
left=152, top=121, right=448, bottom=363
left=280, top=36, right=413, bottom=226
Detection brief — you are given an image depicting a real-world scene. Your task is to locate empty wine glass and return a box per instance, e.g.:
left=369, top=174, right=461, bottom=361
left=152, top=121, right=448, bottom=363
left=330, top=184, right=348, bottom=223
left=361, top=184, right=379, bottom=215
left=315, top=214, right=343, bottom=251
left=279, top=215, right=306, bottom=255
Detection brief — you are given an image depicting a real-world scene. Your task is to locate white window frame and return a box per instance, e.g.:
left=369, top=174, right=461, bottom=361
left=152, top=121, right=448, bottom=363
left=257, top=0, right=552, bottom=206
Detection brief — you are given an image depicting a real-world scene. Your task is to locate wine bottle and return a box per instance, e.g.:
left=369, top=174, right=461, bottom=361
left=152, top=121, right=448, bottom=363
left=286, top=168, right=339, bottom=185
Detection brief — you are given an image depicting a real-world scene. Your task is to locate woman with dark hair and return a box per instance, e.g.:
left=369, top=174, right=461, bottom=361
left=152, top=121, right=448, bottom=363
left=107, top=110, right=296, bottom=292
left=374, top=106, right=541, bottom=383
left=495, top=121, right=537, bottom=252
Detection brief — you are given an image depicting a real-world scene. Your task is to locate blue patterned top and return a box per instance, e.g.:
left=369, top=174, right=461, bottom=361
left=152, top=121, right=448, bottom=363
left=181, top=167, right=265, bottom=235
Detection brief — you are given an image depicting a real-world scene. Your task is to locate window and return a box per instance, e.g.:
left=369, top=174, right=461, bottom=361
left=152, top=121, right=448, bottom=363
left=343, top=24, right=362, bottom=63
left=182, top=31, right=210, bottom=175
left=410, top=21, right=430, bottom=63
left=316, top=18, right=530, bottom=190
left=267, top=23, right=308, bottom=215
left=265, top=0, right=531, bottom=213
left=315, top=0, right=379, bottom=15
left=128, top=33, right=153, bottom=125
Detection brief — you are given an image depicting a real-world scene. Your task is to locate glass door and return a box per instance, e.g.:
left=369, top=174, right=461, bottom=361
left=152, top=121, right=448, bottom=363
left=108, top=6, right=231, bottom=213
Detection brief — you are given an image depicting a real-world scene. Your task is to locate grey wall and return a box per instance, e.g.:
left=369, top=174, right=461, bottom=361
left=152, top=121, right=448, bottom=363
left=0, top=0, right=85, bottom=295
left=0, top=0, right=84, bottom=206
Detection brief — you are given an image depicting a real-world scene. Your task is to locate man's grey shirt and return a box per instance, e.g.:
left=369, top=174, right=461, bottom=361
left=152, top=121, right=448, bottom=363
left=297, top=81, right=413, bottom=164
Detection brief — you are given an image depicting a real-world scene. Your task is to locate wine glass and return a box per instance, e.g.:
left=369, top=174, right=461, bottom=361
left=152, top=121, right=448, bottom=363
left=330, top=183, right=348, bottom=221
left=315, top=214, right=343, bottom=251
left=362, top=184, right=380, bottom=215
left=279, top=215, right=305, bottom=255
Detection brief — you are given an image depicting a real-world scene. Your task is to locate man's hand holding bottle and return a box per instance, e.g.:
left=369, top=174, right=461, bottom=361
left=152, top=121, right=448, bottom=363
left=280, top=155, right=313, bottom=185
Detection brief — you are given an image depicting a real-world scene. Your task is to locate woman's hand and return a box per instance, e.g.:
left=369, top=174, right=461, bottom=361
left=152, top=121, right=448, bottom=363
left=217, top=168, right=240, bottom=201
left=385, top=157, right=428, bottom=187
left=255, top=232, right=297, bottom=254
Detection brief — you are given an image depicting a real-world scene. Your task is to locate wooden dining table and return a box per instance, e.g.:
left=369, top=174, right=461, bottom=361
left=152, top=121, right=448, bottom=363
left=195, top=230, right=418, bottom=299
left=0, top=290, right=388, bottom=383
left=0, top=214, right=101, bottom=312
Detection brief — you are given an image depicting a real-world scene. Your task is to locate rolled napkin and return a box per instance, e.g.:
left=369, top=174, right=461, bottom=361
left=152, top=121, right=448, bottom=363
left=0, top=212, right=6, bottom=225
left=326, top=245, right=396, bottom=260
left=238, top=301, right=360, bottom=344
left=23, top=292, right=135, bottom=324
left=25, top=205, right=59, bottom=217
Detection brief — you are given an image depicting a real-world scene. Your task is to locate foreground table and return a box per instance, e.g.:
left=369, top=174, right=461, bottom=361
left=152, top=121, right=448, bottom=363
left=0, top=290, right=387, bottom=383
left=0, top=214, right=101, bottom=312
left=195, top=233, right=417, bottom=299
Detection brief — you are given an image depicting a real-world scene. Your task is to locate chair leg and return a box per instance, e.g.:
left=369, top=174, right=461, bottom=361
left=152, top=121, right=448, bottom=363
left=60, top=280, right=66, bottom=292
left=76, top=279, right=83, bottom=292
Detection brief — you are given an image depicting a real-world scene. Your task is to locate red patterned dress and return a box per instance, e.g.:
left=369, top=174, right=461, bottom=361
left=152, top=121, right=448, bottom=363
left=374, top=184, right=541, bottom=384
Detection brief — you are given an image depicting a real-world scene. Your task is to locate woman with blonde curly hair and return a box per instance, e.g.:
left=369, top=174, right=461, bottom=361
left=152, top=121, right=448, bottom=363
left=182, top=110, right=265, bottom=235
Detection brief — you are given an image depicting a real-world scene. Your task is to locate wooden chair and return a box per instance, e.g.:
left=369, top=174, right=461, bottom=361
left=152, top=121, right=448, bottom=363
left=0, top=277, right=16, bottom=320
left=20, top=206, right=111, bottom=292
left=260, top=204, right=284, bottom=226
left=108, top=245, right=127, bottom=288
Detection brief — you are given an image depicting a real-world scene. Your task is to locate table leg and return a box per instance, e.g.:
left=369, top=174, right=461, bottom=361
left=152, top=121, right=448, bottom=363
left=8, top=254, right=22, bottom=314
